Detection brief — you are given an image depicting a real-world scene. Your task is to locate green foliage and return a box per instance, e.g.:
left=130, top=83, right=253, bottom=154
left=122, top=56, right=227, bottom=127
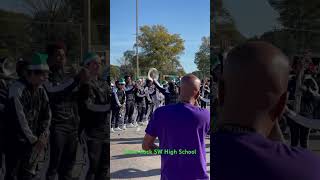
left=115, top=25, right=186, bottom=78
left=194, top=37, right=210, bottom=79
left=254, top=0, right=320, bottom=56
left=0, top=10, right=32, bottom=58
left=213, top=0, right=246, bottom=50
left=137, top=25, right=185, bottom=75
left=110, top=65, right=120, bottom=81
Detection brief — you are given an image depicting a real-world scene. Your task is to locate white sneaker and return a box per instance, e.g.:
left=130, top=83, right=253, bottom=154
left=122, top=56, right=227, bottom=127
left=111, top=128, right=115, bottom=133
left=138, top=122, right=144, bottom=126
left=114, top=127, right=122, bottom=131
left=127, top=123, right=135, bottom=128
left=133, top=122, right=138, bottom=127
left=122, top=125, right=127, bottom=130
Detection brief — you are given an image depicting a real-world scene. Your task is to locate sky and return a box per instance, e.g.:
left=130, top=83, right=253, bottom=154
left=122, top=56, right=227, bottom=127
left=0, top=0, right=27, bottom=13
left=224, top=0, right=280, bottom=38
left=110, top=0, right=210, bottom=73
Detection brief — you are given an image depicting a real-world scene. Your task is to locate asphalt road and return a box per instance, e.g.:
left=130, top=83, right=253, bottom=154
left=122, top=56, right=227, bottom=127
left=110, top=105, right=211, bottom=180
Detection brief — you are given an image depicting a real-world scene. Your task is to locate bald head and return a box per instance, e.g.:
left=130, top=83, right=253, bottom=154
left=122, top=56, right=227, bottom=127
left=179, top=74, right=201, bottom=104
left=220, top=41, right=290, bottom=134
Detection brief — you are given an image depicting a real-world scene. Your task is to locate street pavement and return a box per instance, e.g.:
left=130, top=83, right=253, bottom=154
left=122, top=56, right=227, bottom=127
left=110, top=105, right=211, bottom=180
left=110, top=126, right=211, bottom=180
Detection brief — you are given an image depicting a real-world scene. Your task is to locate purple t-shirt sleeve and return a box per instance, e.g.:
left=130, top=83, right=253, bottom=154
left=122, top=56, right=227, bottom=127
left=145, top=110, right=158, bottom=137
left=203, top=109, right=210, bottom=134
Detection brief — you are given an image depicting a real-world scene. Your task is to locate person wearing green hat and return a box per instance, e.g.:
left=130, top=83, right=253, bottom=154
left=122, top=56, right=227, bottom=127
left=5, top=52, right=51, bottom=180
left=44, top=42, right=88, bottom=180
left=77, top=52, right=111, bottom=180
left=124, top=75, right=137, bottom=128
left=135, top=79, right=147, bottom=126
left=111, top=79, right=126, bottom=132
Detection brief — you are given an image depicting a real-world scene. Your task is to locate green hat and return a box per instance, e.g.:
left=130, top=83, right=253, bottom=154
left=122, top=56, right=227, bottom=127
left=83, top=52, right=99, bottom=65
left=119, top=78, right=125, bottom=85
left=27, top=53, right=49, bottom=71
left=162, top=80, right=168, bottom=85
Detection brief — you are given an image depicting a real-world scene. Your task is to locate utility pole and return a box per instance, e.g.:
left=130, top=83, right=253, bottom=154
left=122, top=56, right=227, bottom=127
left=84, top=0, right=91, bottom=53
left=136, top=0, right=139, bottom=79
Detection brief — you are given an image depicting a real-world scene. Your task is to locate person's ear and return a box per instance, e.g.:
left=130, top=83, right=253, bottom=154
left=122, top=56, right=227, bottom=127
left=270, top=92, right=288, bottom=122
left=218, top=79, right=225, bottom=106
left=195, top=89, right=200, bottom=99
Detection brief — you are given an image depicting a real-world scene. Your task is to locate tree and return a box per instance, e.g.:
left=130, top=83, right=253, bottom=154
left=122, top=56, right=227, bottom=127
left=110, top=65, right=120, bottom=81
left=137, top=25, right=185, bottom=75
left=194, top=37, right=210, bottom=79
left=213, top=0, right=246, bottom=49
left=0, top=10, right=32, bottom=59
left=268, top=0, right=320, bottom=53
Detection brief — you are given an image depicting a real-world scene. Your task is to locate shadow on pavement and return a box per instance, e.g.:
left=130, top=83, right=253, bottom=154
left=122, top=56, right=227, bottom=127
left=112, top=153, right=159, bottom=160
left=110, top=138, right=144, bottom=142
left=309, top=135, right=320, bottom=140
left=111, top=168, right=160, bottom=179
left=117, top=139, right=160, bottom=145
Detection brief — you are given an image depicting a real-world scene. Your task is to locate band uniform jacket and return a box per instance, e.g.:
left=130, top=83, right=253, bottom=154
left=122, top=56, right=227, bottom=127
left=154, top=80, right=178, bottom=105
left=135, top=86, right=146, bottom=107
left=78, top=79, right=111, bottom=141
left=43, top=70, right=80, bottom=132
left=111, top=88, right=126, bottom=110
left=125, top=84, right=136, bottom=102
left=7, top=79, right=51, bottom=144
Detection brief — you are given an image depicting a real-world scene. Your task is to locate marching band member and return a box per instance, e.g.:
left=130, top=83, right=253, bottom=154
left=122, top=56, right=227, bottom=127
left=111, top=79, right=126, bottom=132
left=124, top=75, right=137, bottom=128
left=6, top=53, right=51, bottom=180
left=153, top=78, right=179, bottom=105
left=145, top=79, right=156, bottom=122
left=78, top=52, right=111, bottom=180
left=44, top=42, right=86, bottom=180
left=135, top=79, right=147, bottom=126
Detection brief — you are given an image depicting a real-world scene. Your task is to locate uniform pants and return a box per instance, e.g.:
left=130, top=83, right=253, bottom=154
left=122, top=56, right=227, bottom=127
left=125, top=101, right=135, bottom=124
left=201, top=101, right=207, bottom=109
left=287, top=117, right=310, bottom=148
left=145, top=103, right=154, bottom=121
left=85, top=140, right=109, bottom=180
left=111, top=108, right=121, bottom=128
left=136, top=105, right=146, bottom=123
left=4, top=140, right=34, bottom=180
left=46, top=130, right=79, bottom=180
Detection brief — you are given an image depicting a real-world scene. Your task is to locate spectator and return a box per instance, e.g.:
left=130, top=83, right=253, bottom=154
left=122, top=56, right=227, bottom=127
left=212, top=41, right=320, bottom=180
left=142, top=74, right=210, bottom=180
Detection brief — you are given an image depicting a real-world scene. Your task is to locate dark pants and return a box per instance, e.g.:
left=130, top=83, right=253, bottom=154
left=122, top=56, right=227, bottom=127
left=4, top=140, right=34, bottom=180
left=46, top=130, right=79, bottom=180
left=287, top=118, right=310, bottom=148
left=111, top=108, right=121, bottom=128
left=125, top=101, right=135, bottom=124
left=145, top=103, right=154, bottom=121
left=86, top=140, right=109, bottom=180
left=136, top=105, right=145, bottom=123
left=201, top=101, right=207, bottom=109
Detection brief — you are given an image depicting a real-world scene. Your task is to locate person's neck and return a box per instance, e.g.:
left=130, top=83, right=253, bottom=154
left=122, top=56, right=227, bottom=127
left=25, top=79, right=38, bottom=92
left=179, top=97, right=196, bottom=105
left=51, top=66, right=64, bottom=74
left=220, top=111, right=271, bottom=137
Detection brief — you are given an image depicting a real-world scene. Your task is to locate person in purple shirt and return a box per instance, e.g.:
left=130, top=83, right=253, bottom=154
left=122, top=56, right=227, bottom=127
left=142, top=74, right=210, bottom=180
left=213, top=41, right=320, bottom=180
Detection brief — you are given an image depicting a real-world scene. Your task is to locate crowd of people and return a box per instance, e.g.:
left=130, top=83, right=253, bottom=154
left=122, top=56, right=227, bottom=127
left=213, top=41, right=320, bottom=180
left=0, top=41, right=212, bottom=180
left=0, top=42, right=110, bottom=180
left=109, top=75, right=211, bottom=132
